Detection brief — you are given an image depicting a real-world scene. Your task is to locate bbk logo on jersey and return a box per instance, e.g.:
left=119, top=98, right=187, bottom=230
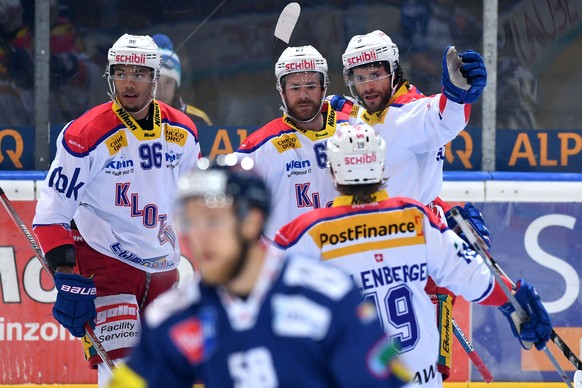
left=286, top=159, right=312, bottom=177
left=48, top=167, right=85, bottom=200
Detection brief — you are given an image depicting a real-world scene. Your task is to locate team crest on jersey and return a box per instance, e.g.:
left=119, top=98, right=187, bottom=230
left=272, top=133, right=302, bottom=153
left=169, top=307, right=217, bottom=364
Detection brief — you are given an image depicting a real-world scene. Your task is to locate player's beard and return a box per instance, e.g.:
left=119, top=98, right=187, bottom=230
left=287, top=98, right=320, bottom=122
left=359, top=87, right=391, bottom=114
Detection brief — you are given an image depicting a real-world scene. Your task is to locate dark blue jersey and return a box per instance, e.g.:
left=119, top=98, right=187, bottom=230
left=109, top=250, right=408, bottom=387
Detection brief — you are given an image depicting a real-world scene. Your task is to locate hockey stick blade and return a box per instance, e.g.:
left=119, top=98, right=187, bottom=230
left=450, top=208, right=573, bottom=388
left=452, top=318, right=494, bottom=383
left=0, top=186, right=116, bottom=374
left=574, top=370, right=582, bottom=388
left=275, top=2, right=300, bottom=44
left=273, top=2, right=301, bottom=62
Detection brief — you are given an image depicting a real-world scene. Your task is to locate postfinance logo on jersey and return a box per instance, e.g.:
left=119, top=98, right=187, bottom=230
left=272, top=133, right=302, bottom=153
left=310, top=208, right=425, bottom=259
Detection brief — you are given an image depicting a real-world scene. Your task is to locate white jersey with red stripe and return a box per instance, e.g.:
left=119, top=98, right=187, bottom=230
left=33, top=100, right=201, bottom=273
left=274, top=191, right=500, bottom=387
left=348, top=84, right=470, bottom=205
left=235, top=101, right=349, bottom=240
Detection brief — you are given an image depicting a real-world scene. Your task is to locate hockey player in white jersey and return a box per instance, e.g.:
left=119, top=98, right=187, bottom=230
left=328, top=29, right=490, bottom=378
left=274, top=123, right=552, bottom=387
left=32, top=33, right=201, bottom=387
left=108, top=162, right=410, bottom=388
left=236, top=45, right=350, bottom=240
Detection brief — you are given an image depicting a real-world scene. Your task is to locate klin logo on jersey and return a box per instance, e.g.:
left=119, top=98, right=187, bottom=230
left=286, top=159, right=311, bottom=177
left=165, top=150, right=179, bottom=168
left=48, top=167, right=85, bottom=200
left=105, top=156, right=135, bottom=176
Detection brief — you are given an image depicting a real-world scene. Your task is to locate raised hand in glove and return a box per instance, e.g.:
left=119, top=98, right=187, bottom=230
left=441, top=46, right=487, bottom=104
left=53, top=272, right=97, bottom=337
left=498, top=279, right=552, bottom=350
left=325, top=94, right=355, bottom=113
left=445, top=202, right=491, bottom=249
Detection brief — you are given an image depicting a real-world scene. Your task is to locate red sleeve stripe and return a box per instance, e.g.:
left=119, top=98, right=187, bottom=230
left=32, top=224, right=74, bottom=254
left=477, top=274, right=512, bottom=307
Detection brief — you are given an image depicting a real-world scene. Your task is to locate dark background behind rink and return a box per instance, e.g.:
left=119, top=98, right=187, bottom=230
left=2, top=0, right=582, bottom=171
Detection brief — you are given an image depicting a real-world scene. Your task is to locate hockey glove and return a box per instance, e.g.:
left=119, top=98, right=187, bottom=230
left=498, top=279, right=552, bottom=350
left=445, top=202, right=491, bottom=249
left=325, top=94, right=355, bottom=113
left=441, top=46, right=487, bottom=104
left=53, top=272, right=97, bottom=337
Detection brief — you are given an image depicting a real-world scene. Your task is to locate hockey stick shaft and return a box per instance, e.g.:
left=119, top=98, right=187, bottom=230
left=452, top=318, right=494, bottom=383
left=172, top=0, right=226, bottom=55
left=460, top=213, right=582, bottom=371
left=0, top=187, right=116, bottom=374
left=160, top=0, right=226, bottom=68
left=450, top=208, right=573, bottom=387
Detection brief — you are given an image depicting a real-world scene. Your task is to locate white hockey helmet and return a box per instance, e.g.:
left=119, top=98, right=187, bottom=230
left=327, top=122, right=386, bottom=185
left=342, top=30, right=399, bottom=83
left=106, top=34, right=161, bottom=79
left=275, top=45, right=329, bottom=92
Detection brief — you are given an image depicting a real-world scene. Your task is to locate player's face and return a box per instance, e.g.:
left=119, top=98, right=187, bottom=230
left=352, top=64, right=392, bottom=113
left=282, top=72, right=324, bottom=121
left=112, top=65, right=155, bottom=118
left=155, top=74, right=177, bottom=105
left=182, top=199, right=243, bottom=286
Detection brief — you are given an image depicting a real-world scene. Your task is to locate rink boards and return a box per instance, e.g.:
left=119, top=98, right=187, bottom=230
left=0, top=171, right=580, bottom=385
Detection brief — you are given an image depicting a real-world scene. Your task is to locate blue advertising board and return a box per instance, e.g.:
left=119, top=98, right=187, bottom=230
left=1, top=125, right=582, bottom=173
left=470, top=202, right=581, bottom=382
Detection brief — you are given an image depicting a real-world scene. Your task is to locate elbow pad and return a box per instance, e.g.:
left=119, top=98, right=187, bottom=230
left=45, top=244, right=76, bottom=271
